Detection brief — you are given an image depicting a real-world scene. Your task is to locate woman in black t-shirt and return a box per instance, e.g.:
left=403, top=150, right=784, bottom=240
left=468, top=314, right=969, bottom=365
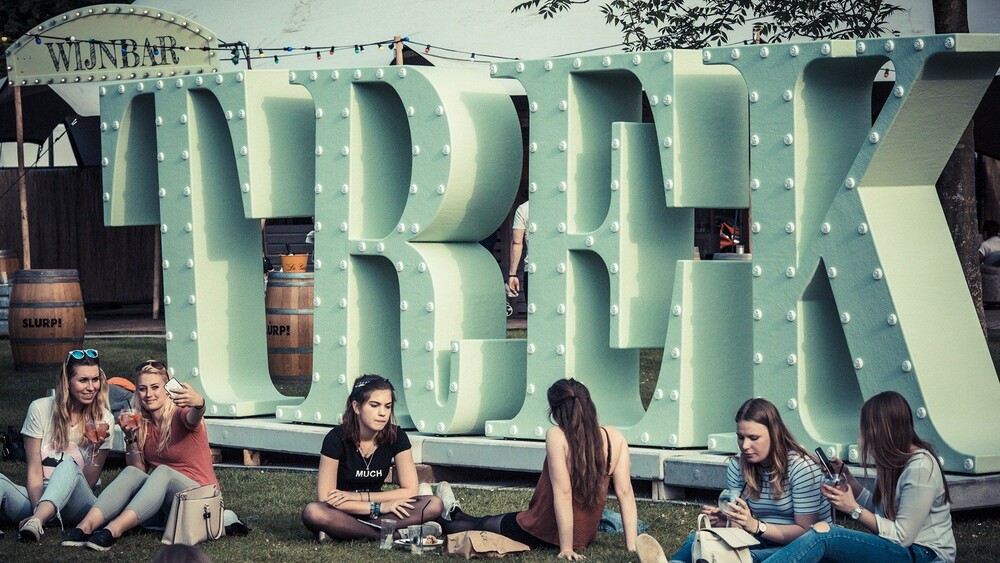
left=301, top=374, right=443, bottom=540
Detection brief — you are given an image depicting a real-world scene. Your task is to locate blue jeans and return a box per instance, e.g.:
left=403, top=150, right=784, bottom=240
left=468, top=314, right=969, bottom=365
left=671, top=530, right=783, bottom=562
left=0, top=462, right=96, bottom=526
left=765, top=526, right=939, bottom=563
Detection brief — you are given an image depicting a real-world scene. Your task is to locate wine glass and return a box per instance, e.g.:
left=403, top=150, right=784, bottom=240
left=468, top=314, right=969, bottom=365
left=118, top=408, right=140, bottom=454
left=822, top=472, right=848, bottom=524
left=83, top=420, right=101, bottom=467
left=718, top=488, right=741, bottom=527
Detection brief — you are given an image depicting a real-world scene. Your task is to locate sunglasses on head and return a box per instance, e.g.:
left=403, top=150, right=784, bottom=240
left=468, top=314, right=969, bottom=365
left=135, top=360, right=166, bottom=372
left=352, top=375, right=392, bottom=391
left=67, top=349, right=99, bottom=361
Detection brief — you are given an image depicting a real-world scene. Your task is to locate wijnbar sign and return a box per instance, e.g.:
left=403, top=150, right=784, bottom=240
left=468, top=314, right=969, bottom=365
left=5, top=4, right=218, bottom=85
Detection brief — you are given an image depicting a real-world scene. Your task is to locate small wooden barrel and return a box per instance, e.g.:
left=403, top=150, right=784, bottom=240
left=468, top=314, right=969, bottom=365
left=0, top=250, right=20, bottom=283
left=0, top=283, right=10, bottom=337
left=265, top=272, right=314, bottom=383
left=9, top=269, right=85, bottom=371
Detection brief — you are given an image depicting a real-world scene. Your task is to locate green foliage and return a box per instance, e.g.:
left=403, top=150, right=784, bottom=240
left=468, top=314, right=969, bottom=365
left=0, top=0, right=107, bottom=71
left=513, top=0, right=905, bottom=50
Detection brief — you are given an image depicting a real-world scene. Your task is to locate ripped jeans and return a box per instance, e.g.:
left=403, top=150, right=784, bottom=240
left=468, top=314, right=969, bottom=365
left=0, top=462, right=96, bottom=527
left=764, top=525, right=940, bottom=563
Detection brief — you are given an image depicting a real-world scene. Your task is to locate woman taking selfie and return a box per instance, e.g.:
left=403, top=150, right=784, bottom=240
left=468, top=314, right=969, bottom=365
left=63, top=360, right=216, bottom=551
left=640, top=398, right=829, bottom=563
left=766, top=391, right=954, bottom=563
left=441, top=378, right=638, bottom=560
left=0, top=349, right=113, bottom=541
left=301, top=374, right=443, bottom=541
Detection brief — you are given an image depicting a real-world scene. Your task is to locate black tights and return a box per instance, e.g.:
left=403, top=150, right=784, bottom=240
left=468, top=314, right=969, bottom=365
left=441, top=508, right=506, bottom=535
left=301, top=495, right=444, bottom=540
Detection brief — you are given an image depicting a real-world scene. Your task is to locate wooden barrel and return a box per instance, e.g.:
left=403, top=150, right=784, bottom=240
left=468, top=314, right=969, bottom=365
left=265, top=272, right=314, bottom=383
left=0, top=283, right=10, bottom=337
left=9, top=269, right=85, bottom=371
left=0, top=250, right=20, bottom=284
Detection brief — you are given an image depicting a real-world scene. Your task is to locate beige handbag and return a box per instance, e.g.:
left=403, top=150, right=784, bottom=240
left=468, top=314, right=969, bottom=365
left=691, top=514, right=759, bottom=563
left=161, top=484, right=226, bottom=546
left=445, top=530, right=530, bottom=559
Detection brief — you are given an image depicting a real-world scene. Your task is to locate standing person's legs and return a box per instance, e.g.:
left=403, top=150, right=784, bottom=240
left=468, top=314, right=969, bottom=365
left=30, top=461, right=96, bottom=527
left=0, top=473, right=32, bottom=524
left=765, top=525, right=928, bottom=563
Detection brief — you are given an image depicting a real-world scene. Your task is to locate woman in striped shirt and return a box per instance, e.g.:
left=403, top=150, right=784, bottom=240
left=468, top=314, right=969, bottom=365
left=642, top=398, right=829, bottom=563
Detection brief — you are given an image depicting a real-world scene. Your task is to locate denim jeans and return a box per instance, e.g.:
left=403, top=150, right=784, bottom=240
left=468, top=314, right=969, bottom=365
left=0, top=462, right=96, bottom=527
left=670, top=530, right=784, bottom=562
left=764, top=526, right=939, bottom=563
left=93, top=465, right=197, bottom=526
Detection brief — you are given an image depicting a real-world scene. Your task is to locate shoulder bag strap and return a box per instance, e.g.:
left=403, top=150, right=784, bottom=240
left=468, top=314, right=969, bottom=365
left=203, top=497, right=225, bottom=540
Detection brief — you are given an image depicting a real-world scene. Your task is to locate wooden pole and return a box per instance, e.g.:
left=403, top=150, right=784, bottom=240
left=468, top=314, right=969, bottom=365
left=14, top=86, right=31, bottom=269
left=394, top=35, right=404, bottom=65
left=152, top=230, right=161, bottom=319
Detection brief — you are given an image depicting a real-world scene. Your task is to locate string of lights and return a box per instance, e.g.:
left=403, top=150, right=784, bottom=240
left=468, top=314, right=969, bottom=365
left=21, top=31, right=896, bottom=75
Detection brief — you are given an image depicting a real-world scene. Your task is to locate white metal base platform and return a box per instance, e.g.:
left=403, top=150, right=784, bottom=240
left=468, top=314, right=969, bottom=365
left=204, top=417, right=1000, bottom=510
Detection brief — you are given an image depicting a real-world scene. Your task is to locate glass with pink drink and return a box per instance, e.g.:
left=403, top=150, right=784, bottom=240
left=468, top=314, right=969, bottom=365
left=83, top=420, right=101, bottom=467
left=118, top=408, right=142, bottom=454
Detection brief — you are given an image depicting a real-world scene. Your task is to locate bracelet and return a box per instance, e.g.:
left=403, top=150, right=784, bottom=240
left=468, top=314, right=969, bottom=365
left=508, top=274, right=517, bottom=278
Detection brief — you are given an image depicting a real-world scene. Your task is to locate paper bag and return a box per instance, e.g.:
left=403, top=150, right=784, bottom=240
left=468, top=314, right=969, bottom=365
left=446, top=530, right=530, bottom=559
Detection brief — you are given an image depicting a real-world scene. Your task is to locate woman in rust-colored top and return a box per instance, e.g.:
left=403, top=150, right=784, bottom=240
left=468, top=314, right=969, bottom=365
left=441, top=379, right=638, bottom=559
left=65, top=360, right=216, bottom=552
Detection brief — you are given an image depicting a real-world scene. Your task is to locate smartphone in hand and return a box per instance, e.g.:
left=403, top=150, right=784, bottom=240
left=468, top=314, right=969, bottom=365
left=164, top=378, right=184, bottom=397
left=814, top=447, right=836, bottom=475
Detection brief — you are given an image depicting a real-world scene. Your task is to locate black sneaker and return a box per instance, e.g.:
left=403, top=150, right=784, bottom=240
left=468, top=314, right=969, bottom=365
left=84, top=528, right=116, bottom=552
left=61, top=527, right=91, bottom=547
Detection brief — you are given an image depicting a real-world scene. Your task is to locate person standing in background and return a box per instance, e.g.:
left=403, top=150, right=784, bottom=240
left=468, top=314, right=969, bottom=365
left=507, top=201, right=528, bottom=297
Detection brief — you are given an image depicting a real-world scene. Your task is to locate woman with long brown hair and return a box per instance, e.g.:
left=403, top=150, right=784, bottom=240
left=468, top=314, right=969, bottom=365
left=0, top=349, right=113, bottom=541
left=441, top=378, right=638, bottom=560
left=63, top=360, right=216, bottom=551
left=766, top=391, right=954, bottom=563
left=301, top=374, right=443, bottom=541
left=641, top=397, right=829, bottom=563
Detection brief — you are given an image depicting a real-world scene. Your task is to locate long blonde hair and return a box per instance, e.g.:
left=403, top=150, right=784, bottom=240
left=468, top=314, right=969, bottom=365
left=52, top=354, right=109, bottom=450
left=132, top=362, right=176, bottom=453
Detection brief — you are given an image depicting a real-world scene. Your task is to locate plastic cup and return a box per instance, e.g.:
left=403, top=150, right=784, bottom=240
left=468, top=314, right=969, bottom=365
left=408, top=524, right=424, bottom=555
left=379, top=518, right=396, bottom=550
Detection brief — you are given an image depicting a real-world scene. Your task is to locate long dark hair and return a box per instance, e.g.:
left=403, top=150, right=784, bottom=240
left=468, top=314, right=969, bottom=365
left=342, top=374, right=397, bottom=448
left=860, top=391, right=950, bottom=519
left=547, top=379, right=605, bottom=508
left=735, top=398, right=815, bottom=500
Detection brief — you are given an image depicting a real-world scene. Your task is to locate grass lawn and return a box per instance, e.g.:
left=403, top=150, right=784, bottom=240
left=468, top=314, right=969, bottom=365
left=1, top=337, right=999, bottom=561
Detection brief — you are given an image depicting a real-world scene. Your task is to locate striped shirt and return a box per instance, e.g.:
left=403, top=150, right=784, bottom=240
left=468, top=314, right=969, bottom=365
left=727, top=452, right=831, bottom=525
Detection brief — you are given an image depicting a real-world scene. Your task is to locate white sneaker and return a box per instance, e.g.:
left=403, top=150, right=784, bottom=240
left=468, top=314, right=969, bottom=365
left=18, top=517, right=44, bottom=542
left=417, top=482, right=433, bottom=497
left=435, top=481, right=461, bottom=521
left=636, top=533, right=667, bottom=563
